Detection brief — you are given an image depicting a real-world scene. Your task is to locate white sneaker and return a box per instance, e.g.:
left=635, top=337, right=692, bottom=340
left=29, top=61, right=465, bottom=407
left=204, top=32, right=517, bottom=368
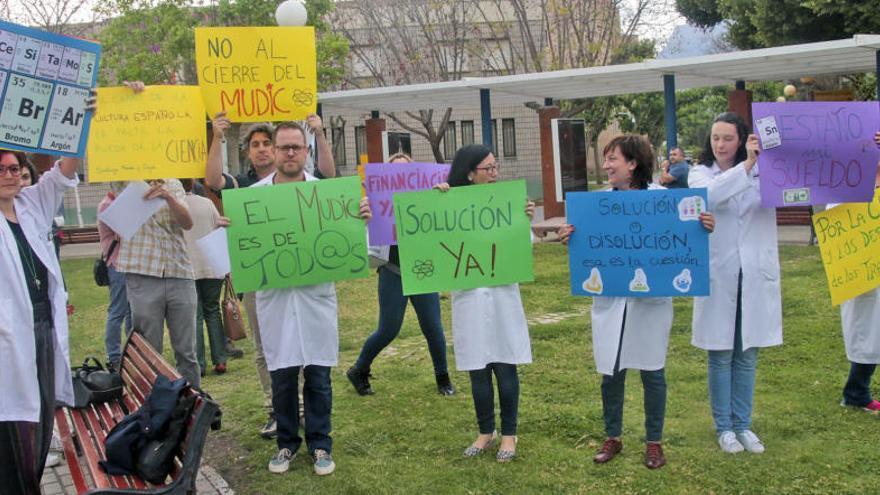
left=718, top=431, right=744, bottom=453
left=312, top=449, right=335, bottom=476
left=736, top=430, right=765, bottom=454
left=268, top=448, right=295, bottom=474
left=45, top=452, right=62, bottom=468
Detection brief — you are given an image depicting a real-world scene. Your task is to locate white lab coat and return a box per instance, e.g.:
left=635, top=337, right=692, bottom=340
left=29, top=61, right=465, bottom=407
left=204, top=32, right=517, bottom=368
left=251, top=171, right=339, bottom=370
left=825, top=203, right=880, bottom=364
left=588, top=184, right=673, bottom=375
left=0, top=164, right=76, bottom=422
left=688, top=162, right=782, bottom=351
left=451, top=284, right=532, bottom=371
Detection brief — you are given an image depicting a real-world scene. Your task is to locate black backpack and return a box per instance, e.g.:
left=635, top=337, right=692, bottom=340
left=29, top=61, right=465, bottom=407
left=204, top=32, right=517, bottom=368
left=136, top=394, right=197, bottom=484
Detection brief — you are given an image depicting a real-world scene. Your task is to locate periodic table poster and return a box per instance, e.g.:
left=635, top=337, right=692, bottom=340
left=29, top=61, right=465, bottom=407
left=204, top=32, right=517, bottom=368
left=0, top=20, right=101, bottom=158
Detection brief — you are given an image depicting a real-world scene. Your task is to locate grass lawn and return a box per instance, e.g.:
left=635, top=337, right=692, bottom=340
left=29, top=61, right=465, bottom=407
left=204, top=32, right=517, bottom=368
left=63, top=244, right=879, bottom=494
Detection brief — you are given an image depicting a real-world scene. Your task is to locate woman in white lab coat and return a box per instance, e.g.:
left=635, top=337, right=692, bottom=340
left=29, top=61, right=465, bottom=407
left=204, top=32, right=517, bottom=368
left=688, top=112, right=782, bottom=455
left=0, top=149, right=83, bottom=494
left=435, top=144, right=534, bottom=462
left=838, top=136, right=880, bottom=413
left=558, top=135, right=715, bottom=470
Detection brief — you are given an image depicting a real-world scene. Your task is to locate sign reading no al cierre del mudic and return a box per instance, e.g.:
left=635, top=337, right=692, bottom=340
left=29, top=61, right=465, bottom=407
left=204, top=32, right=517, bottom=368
left=0, top=19, right=100, bottom=157
left=566, top=188, right=710, bottom=298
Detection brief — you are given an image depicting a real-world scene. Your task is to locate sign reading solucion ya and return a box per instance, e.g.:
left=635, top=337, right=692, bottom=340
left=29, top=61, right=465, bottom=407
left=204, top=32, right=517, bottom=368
left=0, top=19, right=100, bottom=157
left=87, top=86, right=207, bottom=182
left=195, top=27, right=316, bottom=123
left=752, top=102, right=880, bottom=208
left=222, top=176, right=369, bottom=293
left=566, top=189, right=710, bottom=298
left=394, top=180, right=534, bottom=296
left=363, top=162, right=451, bottom=246
left=812, top=189, right=880, bottom=306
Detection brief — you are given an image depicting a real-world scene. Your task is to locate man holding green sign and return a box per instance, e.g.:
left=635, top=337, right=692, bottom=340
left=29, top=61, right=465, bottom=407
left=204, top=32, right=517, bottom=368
left=222, top=122, right=372, bottom=477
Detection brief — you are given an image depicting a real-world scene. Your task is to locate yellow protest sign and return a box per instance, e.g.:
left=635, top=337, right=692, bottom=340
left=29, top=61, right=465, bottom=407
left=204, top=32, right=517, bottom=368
left=194, top=27, right=316, bottom=123
left=87, top=86, right=207, bottom=182
left=813, top=189, right=880, bottom=305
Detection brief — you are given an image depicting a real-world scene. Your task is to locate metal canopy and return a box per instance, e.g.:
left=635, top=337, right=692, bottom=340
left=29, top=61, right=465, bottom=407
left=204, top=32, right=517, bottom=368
left=319, top=35, right=880, bottom=113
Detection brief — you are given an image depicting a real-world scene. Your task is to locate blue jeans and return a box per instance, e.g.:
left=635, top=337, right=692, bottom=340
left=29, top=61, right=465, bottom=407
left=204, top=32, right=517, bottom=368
left=707, top=275, right=759, bottom=433
left=195, top=278, right=226, bottom=370
left=843, top=362, right=876, bottom=407
left=104, top=265, right=132, bottom=365
left=469, top=363, right=519, bottom=436
left=271, top=365, right=332, bottom=455
left=354, top=266, right=449, bottom=375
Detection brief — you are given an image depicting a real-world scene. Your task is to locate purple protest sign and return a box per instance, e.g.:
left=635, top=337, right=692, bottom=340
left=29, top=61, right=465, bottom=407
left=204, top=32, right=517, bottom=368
left=752, top=102, right=880, bottom=207
left=364, top=162, right=450, bottom=246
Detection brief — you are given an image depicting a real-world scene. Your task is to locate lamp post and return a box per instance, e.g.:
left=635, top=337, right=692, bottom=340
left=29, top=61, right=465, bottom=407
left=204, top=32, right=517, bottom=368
left=275, top=0, right=308, bottom=26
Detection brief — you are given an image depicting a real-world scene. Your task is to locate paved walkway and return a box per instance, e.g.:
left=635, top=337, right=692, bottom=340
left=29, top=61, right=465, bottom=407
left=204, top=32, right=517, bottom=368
left=41, top=457, right=233, bottom=494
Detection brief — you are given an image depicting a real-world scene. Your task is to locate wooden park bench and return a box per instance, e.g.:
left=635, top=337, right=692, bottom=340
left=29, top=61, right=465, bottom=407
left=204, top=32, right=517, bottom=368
left=55, top=331, right=219, bottom=494
left=60, top=226, right=100, bottom=245
left=776, top=206, right=817, bottom=245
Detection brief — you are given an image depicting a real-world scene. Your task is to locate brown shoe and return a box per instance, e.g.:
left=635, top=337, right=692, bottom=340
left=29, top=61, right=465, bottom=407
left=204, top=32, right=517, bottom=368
left=644, top=442, right=666, bottom=469
left=593, top=438, right=622, bottom=464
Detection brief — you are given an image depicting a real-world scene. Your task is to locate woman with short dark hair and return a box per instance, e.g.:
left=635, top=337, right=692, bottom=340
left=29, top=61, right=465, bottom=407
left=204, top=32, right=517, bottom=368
left=559, top=135, right=715, bottom=469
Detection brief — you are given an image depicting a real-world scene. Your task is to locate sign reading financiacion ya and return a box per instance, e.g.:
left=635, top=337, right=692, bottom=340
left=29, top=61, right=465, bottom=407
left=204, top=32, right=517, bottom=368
left=394, top=180, right=533, bottom=296
left=222, top=176, right=370, bottom=293
left=812, top=189, right=880, bottom=306
left=364, top=162, right=450, bottom=246
left=0, top=19, right=100, bottom=157
left=752, top=102, right=879, bottom=207
left=566, top=188, right=710, bottom=297
left=87, top=86, right=207, bottom=182
left=195, top=27, right=316, bottom=122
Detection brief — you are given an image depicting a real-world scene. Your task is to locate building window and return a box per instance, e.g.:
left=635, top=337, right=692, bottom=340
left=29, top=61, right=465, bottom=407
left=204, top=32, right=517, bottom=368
left=491, top=120, right=498, bottom=156
left=502, top=118, right=517, bottom=158
left=443, top=121, right=457, bottom=161
left=331, top=124, right=346, bottom=167
left=355, top=125, right=367, bottom=164
left=461, top=120, right=474, bottom=146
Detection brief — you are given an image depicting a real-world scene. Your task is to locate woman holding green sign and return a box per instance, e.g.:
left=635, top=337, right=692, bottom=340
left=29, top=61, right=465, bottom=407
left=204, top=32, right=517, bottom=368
left=558, top=135, right=715, bottom=470
left=434, top=144, right=535, bottom=462
left=688, top=112, right=781, bottom=455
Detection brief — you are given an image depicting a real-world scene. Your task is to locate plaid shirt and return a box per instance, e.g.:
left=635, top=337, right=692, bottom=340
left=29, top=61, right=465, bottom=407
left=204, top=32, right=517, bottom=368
left=115, top=179, right=194, bottom=279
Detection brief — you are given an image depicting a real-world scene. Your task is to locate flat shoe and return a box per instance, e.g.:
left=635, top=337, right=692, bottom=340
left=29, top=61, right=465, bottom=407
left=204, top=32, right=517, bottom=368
left=463, top=432, right=497, bottom=457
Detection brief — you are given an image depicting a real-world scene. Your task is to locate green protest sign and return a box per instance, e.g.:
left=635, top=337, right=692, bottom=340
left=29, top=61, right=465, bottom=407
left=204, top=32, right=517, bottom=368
left=394, top=180, right=534, bottom=295
left=222, top=176, right=370, bottom=292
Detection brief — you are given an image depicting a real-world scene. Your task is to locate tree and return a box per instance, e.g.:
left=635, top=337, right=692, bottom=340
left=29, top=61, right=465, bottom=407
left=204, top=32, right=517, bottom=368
left=4, top=0, right=95, bottom=36
left=674, top=0, right=877, bottom=49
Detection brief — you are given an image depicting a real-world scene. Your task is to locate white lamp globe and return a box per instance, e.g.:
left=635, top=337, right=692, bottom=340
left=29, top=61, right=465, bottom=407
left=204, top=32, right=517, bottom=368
left=276, top=0, right=308, bottom=26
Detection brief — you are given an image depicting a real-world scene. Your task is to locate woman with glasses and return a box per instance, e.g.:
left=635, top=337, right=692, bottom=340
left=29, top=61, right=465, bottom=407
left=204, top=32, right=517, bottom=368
left=347, top=152, right=455, bottom=397
left=689, top=112, right=781, bottom=455
left=0, top=138, right=90, bottom=492
left=435, top=144, right=534, bottom=462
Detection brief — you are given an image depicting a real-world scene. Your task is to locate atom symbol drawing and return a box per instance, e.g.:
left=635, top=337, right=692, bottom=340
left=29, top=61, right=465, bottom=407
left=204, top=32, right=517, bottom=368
left=412, top=259, right=435, bottom=280
left=293, top=90, right=314, bottom=106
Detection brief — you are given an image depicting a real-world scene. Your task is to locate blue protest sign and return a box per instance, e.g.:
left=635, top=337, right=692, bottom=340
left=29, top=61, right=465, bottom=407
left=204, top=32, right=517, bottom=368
left=0, top=19, right=101, bottom=157
left=566, top=188, right=710, bottom=297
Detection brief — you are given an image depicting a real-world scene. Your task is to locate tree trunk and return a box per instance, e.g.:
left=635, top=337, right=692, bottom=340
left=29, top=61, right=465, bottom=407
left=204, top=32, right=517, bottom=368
left=429, top=140, right=445, bottom=164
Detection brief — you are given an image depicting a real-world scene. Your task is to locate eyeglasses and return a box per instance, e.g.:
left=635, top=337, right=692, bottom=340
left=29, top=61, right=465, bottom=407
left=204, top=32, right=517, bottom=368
left=0, top=164, right=22, bottom=177
left=276, top=144, right=307, bottom=155
left=474, top=163, right=500, bottom=173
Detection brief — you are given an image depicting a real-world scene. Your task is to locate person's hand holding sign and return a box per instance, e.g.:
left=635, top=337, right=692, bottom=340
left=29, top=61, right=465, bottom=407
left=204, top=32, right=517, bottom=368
left=359, top=196, right=372, bottom=222
left=744, top=134, right=760, bottom=173
left=212, top=112, right=231, bottom=140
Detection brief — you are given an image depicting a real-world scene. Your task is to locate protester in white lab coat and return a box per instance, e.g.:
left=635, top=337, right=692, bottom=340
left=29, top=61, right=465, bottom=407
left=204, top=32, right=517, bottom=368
left=434, top=144, right=535, bottom=463
left=838, top=132, right=880, bottom=413
left=223, top=122, right=371, bottom=477
left=688, top=112, right=782, bottom=454
left=0, top=140, right=90, bottom=493
left=558, top=135, right=716, bottom=470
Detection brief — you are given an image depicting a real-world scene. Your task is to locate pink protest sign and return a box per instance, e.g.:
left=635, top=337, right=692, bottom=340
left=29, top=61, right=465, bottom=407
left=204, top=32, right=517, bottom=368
left=364, top=162, right=450, bottom=246
left=752, top=102, right=880, bottom=207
